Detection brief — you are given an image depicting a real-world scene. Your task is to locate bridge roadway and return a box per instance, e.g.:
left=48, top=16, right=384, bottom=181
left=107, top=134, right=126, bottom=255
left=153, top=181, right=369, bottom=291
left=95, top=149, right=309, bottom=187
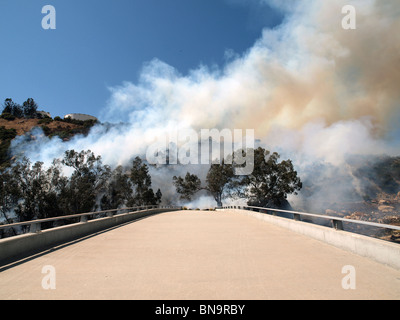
left=0, top=210, right=399, bottom=300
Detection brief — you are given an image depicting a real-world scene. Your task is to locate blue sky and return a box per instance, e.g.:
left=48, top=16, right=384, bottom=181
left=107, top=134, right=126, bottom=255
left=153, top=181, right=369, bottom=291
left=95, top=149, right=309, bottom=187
left=0, top=0, right=283, bottom=119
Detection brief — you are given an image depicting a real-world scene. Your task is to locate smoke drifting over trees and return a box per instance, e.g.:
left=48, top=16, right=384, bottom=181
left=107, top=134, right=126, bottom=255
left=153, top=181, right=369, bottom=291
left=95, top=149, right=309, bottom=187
left=0, top=150, right=162, bottom=233
left=173, top=148, right=302, bottom=208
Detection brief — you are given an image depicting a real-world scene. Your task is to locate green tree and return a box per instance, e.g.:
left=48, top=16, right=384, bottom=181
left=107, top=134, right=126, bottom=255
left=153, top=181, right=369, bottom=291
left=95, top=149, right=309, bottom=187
left=155, top=189, right=162, bottom=204
left=0, top=126, right=17, bottom=168
left=205, top=161, right=236, bottom=206
left=142, top=188, right=162, bottom=206
left=173, top=172, right=202, bottom=202
left=1, top=99, right=13, bottom=114
left=41, top=159, right=69, bottom=218
left=238, top=147, right=302, bottom=208
left=22, top=98, right=38, bottom=119
left=100, top=165, right=132, bottom=210
left=12, top=158, right=47, bottom=222
left=173, top=161, right=237, bottom=206
left=61, top=150, right=108, bottom=214
left=0, top=167, right=20, bottom=225
left=128, top=157, right=162, bottom=206
left=2, top=98, right=23, bottom=118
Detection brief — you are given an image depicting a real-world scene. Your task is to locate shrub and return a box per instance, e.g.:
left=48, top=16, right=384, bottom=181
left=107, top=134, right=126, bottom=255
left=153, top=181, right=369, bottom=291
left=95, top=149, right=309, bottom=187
left=0, top=113, right=16, bottom=121
left=0, top=126, right=17, bottom=140
left=41, top=125, right=51, bottom=136
left=38, top=118, right=53, bottom=125
left=0, top=126, right=17, bottom=167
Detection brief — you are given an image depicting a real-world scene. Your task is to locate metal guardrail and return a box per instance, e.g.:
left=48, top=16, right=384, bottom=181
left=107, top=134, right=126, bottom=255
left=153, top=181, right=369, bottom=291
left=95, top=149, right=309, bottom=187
left=2, top=204, right=399, bottom=239
left=216, top=205, right=400, bottom=232
left=0, top=205, right=181, bottom=235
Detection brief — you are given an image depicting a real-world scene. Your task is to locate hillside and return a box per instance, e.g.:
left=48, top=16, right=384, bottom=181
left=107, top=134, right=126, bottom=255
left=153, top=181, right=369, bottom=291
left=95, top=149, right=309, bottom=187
left=0, top=118, right=83, bottom=137
left=0, top=117, right=97, bottom=168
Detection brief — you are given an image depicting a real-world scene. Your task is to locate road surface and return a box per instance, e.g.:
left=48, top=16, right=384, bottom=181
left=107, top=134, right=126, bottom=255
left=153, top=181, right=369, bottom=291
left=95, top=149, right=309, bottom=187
left=0, top=210, right=399, bottom=300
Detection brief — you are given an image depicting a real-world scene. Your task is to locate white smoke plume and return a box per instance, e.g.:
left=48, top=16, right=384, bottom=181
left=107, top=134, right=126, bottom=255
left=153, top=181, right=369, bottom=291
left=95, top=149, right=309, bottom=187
left=10, top=0, right=400, bottom=209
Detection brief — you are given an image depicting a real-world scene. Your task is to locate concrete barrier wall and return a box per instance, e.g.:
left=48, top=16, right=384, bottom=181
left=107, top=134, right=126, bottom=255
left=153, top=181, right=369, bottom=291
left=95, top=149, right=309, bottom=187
left=231, top=209, right=400, bottom=270
left=0, top=209, right=177, bottom=266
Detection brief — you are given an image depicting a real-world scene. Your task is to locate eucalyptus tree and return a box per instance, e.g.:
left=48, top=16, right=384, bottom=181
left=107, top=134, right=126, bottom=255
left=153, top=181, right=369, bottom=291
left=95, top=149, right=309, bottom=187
left=173, top=160, right=236, bottom=207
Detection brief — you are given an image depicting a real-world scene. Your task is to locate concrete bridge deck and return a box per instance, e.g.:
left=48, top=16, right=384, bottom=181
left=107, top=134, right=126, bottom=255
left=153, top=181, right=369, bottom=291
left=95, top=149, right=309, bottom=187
left=0, top=210, right=399, bottom=300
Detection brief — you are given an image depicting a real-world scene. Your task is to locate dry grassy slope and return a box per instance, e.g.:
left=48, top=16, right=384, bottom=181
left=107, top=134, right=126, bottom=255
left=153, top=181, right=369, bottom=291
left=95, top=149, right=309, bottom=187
left=0, top=117, right=94, bottom=168
left=0, top=118, right=82, bottom=137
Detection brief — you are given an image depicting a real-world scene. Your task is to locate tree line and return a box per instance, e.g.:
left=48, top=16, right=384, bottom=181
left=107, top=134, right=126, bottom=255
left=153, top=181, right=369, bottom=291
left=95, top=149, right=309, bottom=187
left=1, top=146, right=302, bottom=237
left=0, top=150, right=162, bottom=235
left=1, top=98, right=40, bottom=120
left=173, top=147, right=302, bottom=209
left=1, top=98, right=98, bottom=126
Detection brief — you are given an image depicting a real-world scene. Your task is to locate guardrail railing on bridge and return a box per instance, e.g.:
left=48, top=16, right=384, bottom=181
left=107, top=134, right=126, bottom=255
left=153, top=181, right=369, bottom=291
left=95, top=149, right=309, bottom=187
left=216, top=205, right=400, bottom=233
left=0, top=205, right=181, bottom=238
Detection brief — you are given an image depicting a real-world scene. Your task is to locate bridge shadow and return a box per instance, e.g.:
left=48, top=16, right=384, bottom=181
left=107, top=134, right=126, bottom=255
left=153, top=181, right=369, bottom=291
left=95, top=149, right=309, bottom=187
left=0, top=213, right=164, bottom=272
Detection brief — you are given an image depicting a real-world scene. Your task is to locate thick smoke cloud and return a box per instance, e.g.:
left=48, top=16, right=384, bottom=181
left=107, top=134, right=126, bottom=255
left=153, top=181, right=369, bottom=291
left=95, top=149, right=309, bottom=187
left=102, top=0, right=400, bottom=153
left=11, top=0, right=400, bottom=210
